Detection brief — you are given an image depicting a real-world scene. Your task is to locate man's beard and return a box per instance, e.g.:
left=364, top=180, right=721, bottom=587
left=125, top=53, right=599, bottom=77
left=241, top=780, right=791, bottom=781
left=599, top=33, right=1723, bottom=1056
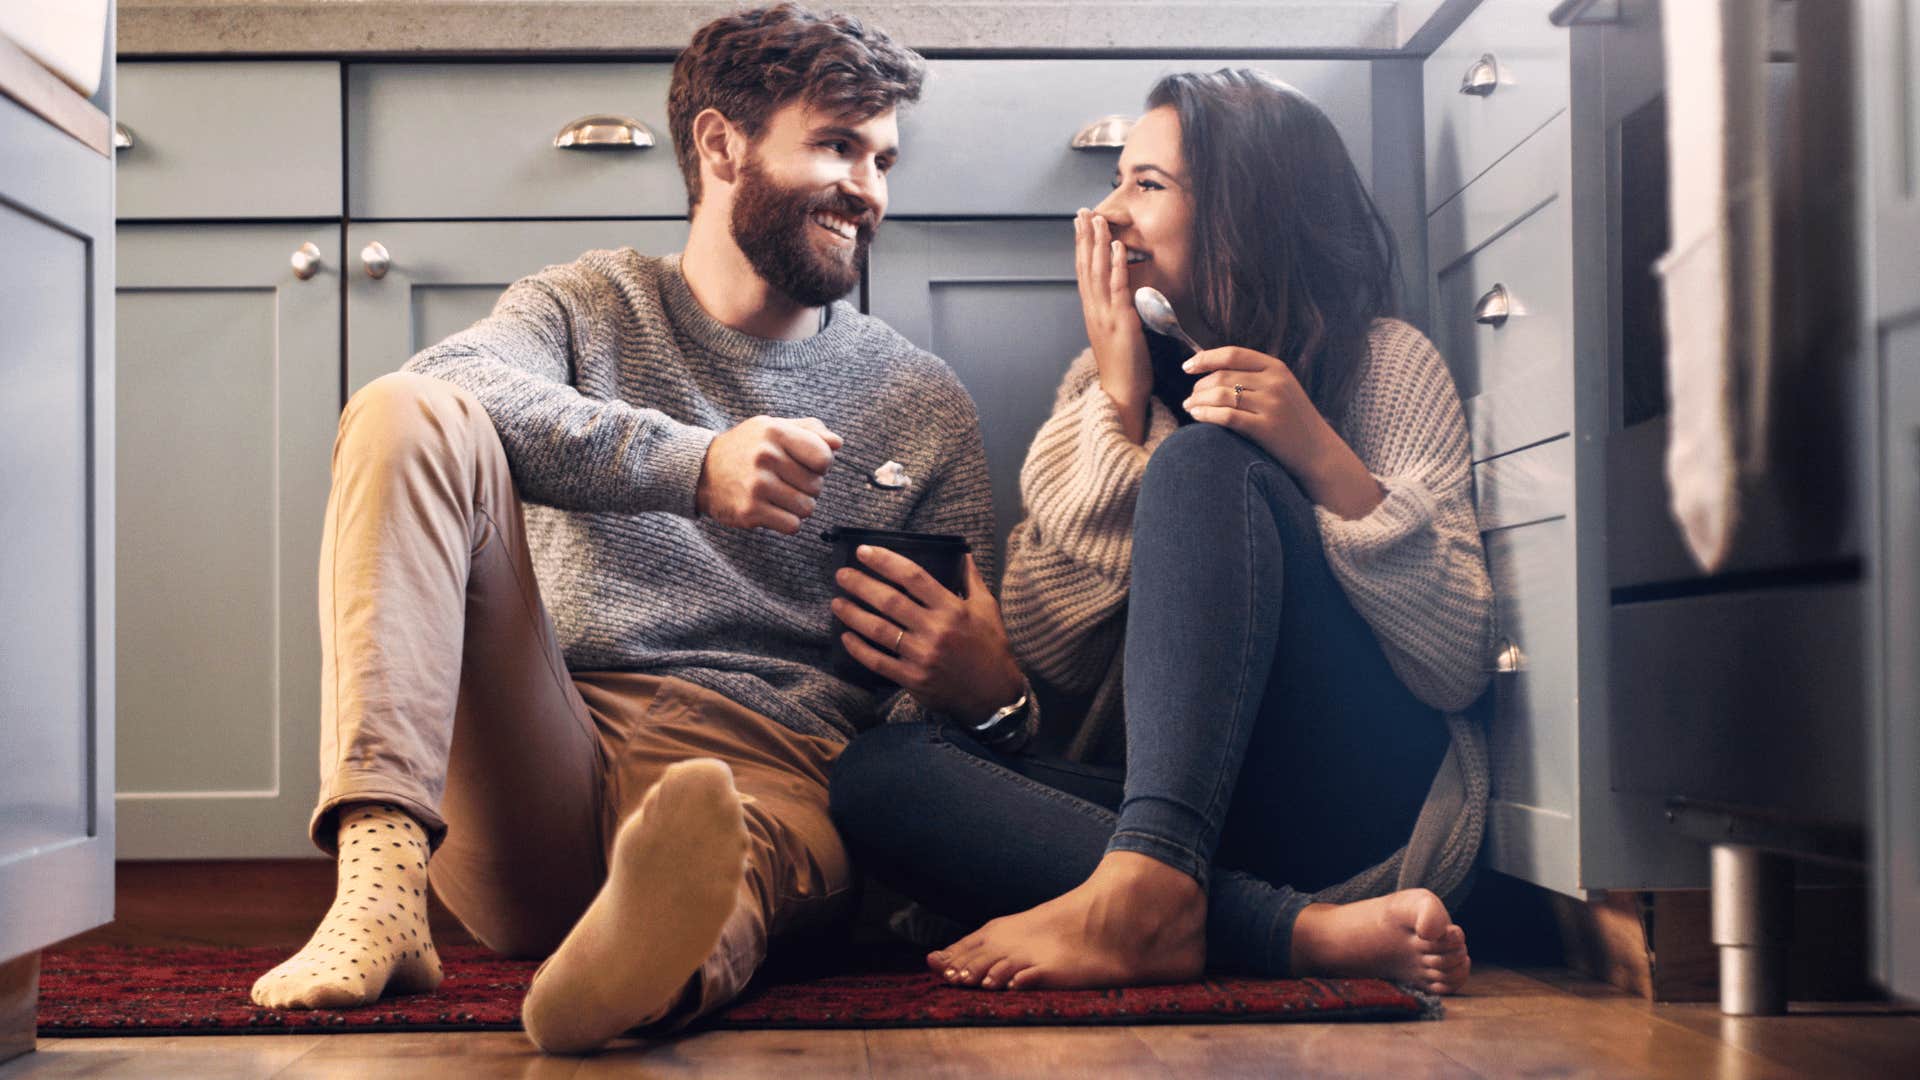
left=730, top=154, right=874, bottom=309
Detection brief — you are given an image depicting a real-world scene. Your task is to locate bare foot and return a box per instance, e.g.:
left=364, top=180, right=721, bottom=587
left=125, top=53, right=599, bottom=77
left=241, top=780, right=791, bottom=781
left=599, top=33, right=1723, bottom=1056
left=926, top=852, right=1205, bottom=991
left=1289, top=888, right=1470, bottom=994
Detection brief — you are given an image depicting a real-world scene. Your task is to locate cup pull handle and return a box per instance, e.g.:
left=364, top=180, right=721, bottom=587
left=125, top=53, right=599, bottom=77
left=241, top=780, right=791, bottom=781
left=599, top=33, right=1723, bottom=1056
left=553, top=114, right=656, bottom=150
left=1070, top=115, right=1134, bottom=150
left=1459, top=54, right=1499, bottom=97
left=113, top=122, right=133, bottom=151
left=1474, top=283, right=1512, bottom=328
left=1488, top=638, right=1525, bottom=674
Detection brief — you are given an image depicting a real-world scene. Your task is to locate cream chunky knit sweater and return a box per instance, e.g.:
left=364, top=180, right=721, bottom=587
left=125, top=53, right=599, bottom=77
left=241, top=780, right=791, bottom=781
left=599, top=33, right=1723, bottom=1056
left=1002, top=318, right=1495, bottom=903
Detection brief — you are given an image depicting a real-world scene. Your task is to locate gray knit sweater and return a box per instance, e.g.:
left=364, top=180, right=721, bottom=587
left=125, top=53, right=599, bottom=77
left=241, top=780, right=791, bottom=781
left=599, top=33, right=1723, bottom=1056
left=400, top=249, right=996, bottom=742
left=1002, top=318, right=1495, bottom=901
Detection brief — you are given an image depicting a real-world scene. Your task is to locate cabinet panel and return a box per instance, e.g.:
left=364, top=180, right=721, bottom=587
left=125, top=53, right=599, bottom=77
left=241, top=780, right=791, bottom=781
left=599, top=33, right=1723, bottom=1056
left=348, top=64, right=683, bottom=220
left=1482, top=519, right=1578, bottom=832
left=1473, top=434, right=1571, bottom=530
left=0, top=92, right=116, bottom=960
left=1430, top=113, right=1572, bottom=462
left=1423, top=0, right=1570, bottom=212
left=116, top=62, right=342, bottom=220
left=867, top=220, right=1088, bottom=549
left=115, top=225, right=341, bottom=859
left=345, top=220, right=689, bottom=394
left=888, top=59, right=1372, bottom=218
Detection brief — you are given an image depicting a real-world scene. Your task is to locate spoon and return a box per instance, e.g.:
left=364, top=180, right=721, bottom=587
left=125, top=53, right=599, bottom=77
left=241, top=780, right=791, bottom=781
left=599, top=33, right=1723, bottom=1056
left=1133, top=287, right=1204, bottom=355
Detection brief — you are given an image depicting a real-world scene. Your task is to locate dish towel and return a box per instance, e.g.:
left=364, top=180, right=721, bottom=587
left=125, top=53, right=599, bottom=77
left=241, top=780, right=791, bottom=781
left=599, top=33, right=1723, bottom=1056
left=1655, top=0, right=1773, bottom=573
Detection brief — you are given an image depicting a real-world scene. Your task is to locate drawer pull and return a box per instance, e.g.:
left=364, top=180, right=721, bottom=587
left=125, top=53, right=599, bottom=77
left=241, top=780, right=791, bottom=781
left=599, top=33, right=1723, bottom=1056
left=1459, top=54, right=1499, bottom=97
left=1473, top=283, right=1512, bottom=328
left=361, top=241, right=391, bottom=280
left=1070, top=115, right=1134, bottom=150
left=112, top=123, right=133, bottom=151
left=552, top=114, right=656, bottom=150
left=290, top=242, right=322, bottom=281
left=1489, top=638, right=1525, bottom=674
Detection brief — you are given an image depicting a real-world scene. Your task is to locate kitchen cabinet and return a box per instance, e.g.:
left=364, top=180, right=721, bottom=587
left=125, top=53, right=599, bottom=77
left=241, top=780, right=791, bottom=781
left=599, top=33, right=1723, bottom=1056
left=344, top=220, right=690, bottom=395
left=113, top=225, right=341, bottom=859
left=1859, top=0, right=1920, bottom=1003
left=0, top=21, right=117, bottom=1053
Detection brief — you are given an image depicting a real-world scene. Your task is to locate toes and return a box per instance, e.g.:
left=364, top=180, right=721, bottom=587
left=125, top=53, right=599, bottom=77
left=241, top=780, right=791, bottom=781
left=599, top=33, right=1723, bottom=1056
left=1407, top=890, right=1452, bottom=942
left=1007, top=962, right=1057, bottom=991
left=980, top=957, right=1021, bottom=991
left=1439, top=925, right=1467, bottom=951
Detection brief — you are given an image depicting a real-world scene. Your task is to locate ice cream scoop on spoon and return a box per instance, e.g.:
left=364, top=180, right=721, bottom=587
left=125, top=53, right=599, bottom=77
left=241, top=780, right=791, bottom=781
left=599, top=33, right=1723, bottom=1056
left=1133, top=287, right=1205, bottom=355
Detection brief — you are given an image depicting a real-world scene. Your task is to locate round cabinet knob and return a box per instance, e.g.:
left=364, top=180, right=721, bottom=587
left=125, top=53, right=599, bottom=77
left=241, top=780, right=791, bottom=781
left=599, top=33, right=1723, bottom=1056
left=361, top=241, right=391, bottom=280
left=1070, top=115, right=1134, bottom=150
left=1459, top=54, right=1499, bottom=97
left=1474, top=282, right=1512, bottom=328
left=290, top=242, right=322, bottom=280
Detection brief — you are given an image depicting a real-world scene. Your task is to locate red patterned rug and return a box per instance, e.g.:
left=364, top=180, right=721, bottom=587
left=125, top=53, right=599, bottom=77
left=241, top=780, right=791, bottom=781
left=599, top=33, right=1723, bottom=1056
left=37, top=944, right=1439, bottom=1034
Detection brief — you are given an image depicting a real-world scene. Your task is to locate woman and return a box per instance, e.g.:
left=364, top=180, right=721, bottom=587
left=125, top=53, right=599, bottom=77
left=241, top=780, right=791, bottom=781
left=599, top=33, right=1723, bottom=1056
left=827, top=69, right=1493, bottom=995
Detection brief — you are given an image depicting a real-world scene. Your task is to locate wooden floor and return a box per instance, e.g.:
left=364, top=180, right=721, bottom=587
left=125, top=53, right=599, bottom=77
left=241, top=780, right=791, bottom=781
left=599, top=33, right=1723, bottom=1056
left=6, top=963, right=1920, bottom=1079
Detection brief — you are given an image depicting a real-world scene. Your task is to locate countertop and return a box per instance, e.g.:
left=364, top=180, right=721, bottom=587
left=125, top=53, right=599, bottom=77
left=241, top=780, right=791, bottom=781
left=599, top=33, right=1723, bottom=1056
left=120, top=0, right=1461, bottom=57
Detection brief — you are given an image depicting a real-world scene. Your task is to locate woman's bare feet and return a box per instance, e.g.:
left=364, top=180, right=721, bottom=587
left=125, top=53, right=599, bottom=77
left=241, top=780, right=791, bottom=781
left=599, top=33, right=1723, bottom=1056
left=1289, top=888, right=1470, bottom=995
left=926, top=852, right=1205, bottom=991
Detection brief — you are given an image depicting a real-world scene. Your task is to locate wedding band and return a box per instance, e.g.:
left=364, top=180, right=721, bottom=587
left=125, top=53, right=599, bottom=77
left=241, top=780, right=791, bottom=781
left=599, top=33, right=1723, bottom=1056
left=1232, top=383, right=1246, bottom=408
left=894, top=627, right=907, bottom=652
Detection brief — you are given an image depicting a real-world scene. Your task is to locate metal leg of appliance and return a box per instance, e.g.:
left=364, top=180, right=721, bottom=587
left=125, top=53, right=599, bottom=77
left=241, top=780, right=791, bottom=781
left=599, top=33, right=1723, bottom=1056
left=1710, top=844, right=1793, bottom=1015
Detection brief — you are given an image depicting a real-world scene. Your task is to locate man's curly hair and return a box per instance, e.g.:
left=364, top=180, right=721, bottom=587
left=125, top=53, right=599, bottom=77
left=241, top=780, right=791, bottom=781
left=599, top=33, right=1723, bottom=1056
left=669, top=3, right=926, bottom=206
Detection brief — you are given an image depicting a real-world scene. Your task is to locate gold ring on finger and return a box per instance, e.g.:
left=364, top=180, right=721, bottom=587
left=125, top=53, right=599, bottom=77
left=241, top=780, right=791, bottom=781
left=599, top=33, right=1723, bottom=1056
left=894, top=627, right=906, bottom=652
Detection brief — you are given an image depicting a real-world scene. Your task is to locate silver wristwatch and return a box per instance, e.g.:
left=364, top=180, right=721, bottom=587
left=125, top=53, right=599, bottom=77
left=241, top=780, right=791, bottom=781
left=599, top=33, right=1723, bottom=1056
left=969, top=691, right=1032, bottom=751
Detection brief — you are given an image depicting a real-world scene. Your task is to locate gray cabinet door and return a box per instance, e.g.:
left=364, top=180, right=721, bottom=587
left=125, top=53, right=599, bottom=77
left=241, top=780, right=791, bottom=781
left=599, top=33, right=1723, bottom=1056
left=866, top=220, right=1089, bottom=552
left=345, top=220, right=689, bottom=394
left=115, top=225, right=341, bottom=859
left=0, top=94, right=116, bottom=959
left=1860, top=0, right=1920, bottom=1002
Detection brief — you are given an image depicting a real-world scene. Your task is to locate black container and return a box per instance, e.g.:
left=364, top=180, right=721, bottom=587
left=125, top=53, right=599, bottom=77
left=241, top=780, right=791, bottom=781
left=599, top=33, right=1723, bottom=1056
left=821, top=526, right=970, bottom=691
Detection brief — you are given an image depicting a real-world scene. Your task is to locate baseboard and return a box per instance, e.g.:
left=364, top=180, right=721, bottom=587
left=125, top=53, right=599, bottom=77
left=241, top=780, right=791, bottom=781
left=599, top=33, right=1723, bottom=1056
left=54, top=860, right=475, bottom=950
left=1552, top=886, right=1881, bottom=1002
left=0, top=952, right=38, bottom=1064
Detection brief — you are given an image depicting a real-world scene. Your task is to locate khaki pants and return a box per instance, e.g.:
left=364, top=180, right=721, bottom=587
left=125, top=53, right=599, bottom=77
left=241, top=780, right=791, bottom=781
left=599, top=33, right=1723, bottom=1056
left=311, top=371, right=853, bottom=1023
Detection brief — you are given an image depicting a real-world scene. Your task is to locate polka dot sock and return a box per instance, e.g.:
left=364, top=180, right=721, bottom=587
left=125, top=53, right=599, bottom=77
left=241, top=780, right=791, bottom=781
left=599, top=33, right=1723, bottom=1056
left=521, top=758, right=749, bottom=1054
left=250, top=802, right=443, bottom=1010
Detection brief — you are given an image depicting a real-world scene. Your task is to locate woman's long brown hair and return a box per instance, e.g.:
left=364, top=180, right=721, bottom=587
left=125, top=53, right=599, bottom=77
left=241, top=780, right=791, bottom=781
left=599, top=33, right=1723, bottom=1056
left=1144, top=69, right=1399, bottom=422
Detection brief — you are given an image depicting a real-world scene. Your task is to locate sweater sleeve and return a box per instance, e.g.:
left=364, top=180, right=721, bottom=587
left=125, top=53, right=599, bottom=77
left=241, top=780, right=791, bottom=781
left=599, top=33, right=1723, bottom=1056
left=1001, top=350, right=1181, bottom=695
left=399, top=262, right=716, bottom=516
left=1315, top=322, right=1496, bottom=713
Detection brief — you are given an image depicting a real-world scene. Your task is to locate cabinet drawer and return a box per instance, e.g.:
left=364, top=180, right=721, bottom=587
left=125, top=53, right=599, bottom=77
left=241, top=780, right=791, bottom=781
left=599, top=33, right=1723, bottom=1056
left=1483, top=518, right=1577, bottom=821
left=348, top=63, right=683, bottom=219
left=888, top=59, right=1372, bottom=217
left=1473, top=434, right=1571, bottom=530
left=1423, top=0, right=1569, bottom=212
left=1609, top=586, right=1864, bottom=827
left=1430, top=113, right=1571, bottom=462
left=116, top=62, right=342, bottom=219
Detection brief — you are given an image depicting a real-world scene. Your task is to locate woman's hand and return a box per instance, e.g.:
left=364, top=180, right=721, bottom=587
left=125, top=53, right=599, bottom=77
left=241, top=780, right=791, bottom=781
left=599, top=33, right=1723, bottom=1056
left=1183, top=347, right=1387, bottom=519
left=1075, top=209, right=1153, bottom=443
left=833, top=549, right=1027, bottom=726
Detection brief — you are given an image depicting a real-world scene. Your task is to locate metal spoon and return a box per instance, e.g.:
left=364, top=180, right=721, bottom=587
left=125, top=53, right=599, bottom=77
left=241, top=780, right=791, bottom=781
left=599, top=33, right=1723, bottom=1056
left=1133, top=286, right=1204, bottom=355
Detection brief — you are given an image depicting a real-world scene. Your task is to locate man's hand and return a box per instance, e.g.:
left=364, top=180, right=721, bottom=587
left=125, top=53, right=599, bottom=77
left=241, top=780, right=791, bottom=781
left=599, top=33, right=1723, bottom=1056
left=832, top=550, right=1026, bottom=725
left=696, top=416, right=842, bottom=534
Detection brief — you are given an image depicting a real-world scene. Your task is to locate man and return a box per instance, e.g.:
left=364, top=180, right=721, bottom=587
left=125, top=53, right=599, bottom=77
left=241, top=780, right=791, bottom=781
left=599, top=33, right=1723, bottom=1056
left=249, top=3, right=1033, bottom=1054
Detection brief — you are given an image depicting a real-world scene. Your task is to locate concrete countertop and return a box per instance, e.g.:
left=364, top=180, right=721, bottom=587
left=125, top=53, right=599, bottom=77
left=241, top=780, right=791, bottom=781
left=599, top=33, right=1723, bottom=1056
left=120, top=1, right=1452, bottom=57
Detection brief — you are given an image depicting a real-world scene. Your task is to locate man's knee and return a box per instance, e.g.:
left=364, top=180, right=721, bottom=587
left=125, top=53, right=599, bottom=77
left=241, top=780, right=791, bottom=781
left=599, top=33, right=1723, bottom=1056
left=338, top=371, right=493, bottom=465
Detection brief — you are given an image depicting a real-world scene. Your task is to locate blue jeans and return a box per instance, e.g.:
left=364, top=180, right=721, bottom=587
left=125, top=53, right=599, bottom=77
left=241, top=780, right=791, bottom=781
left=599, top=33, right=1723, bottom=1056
left=830, top=424, right=1450, bottom=975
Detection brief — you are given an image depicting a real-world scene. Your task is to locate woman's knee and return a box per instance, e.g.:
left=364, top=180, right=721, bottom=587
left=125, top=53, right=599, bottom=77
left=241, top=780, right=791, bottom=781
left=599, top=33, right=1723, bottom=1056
left=1141, top=424, right=1309, bottom=513
left=828, top=723, right=937, bottom=841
